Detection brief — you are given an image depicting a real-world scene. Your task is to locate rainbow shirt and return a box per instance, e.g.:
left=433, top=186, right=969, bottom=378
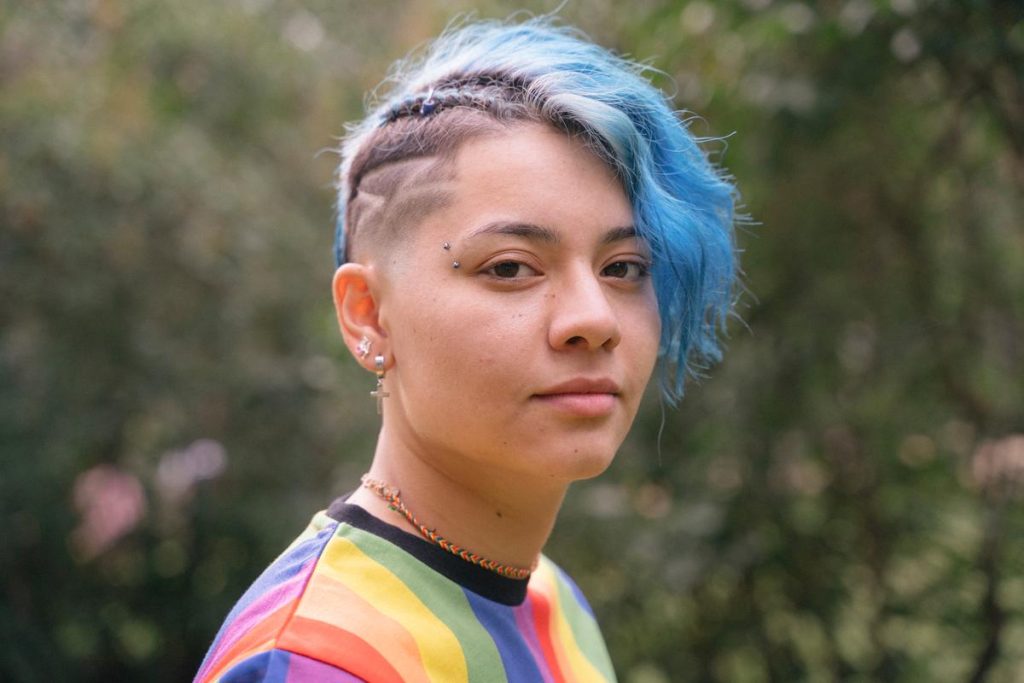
left=195, top=499, right=617, bottom=682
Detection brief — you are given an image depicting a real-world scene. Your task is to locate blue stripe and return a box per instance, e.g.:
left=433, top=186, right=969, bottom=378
left=219, top=649, right=290, bottom=682
left=464, top=589, right=545, bottom=683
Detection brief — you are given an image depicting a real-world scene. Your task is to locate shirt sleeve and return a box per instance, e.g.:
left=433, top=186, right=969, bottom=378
left=216, top=648, right=368, bottom=683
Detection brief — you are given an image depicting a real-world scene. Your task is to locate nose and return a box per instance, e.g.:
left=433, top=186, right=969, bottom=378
left=548, top=268, right=622, bottom=351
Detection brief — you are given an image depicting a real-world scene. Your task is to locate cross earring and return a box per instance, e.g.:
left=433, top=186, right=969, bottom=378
left=370, top=355, right=389, bottom=415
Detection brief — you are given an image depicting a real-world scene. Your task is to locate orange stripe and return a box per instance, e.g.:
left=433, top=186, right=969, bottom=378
left=203, top=599, right=297, bottom=682
left=288, top=573, right=432, bottom=683
left=278, top=616, right=404, bottom=683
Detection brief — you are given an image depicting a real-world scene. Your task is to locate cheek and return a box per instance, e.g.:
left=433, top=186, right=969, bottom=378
left=389, top=294, right=526, bottom=392
left=628, top=293, right=662, bottom=369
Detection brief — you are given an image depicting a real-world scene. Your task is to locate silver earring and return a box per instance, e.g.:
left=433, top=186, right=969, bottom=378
left=356, top=337, right=372, bottom=359
left=370, top=355, right=389, bottom=415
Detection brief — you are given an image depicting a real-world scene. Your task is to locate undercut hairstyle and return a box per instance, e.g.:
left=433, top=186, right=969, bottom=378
left=335, top=17, right=741, bottom=402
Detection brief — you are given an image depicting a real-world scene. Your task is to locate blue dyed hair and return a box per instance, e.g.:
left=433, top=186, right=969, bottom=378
left=336, top=17, right=739, bottom=402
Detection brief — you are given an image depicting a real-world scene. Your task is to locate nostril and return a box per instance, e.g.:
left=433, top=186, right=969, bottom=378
left=566, top=336, right=586, bottom=346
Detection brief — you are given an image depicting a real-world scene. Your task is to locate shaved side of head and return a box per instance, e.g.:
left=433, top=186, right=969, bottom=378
left=340, top=109, right=530, bottom=268
left=344, top=156, right=457, bottom=264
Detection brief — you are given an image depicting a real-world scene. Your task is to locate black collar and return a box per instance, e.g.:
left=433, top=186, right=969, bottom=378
left=325, top=496, right=530, bottom=606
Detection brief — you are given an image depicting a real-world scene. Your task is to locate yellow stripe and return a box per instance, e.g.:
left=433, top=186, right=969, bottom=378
left=534, top=559, right=608, bottom=681
left=315, top=535, right=469, bottom=683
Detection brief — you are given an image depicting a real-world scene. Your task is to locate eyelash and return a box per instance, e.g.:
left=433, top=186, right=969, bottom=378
left=602, top=260, right=650, bottom=280
left=481, top=259, right=651, bottom=281
left=483, top=261, right=539, bottom=280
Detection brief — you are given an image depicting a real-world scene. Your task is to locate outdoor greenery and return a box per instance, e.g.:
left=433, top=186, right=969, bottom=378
left=2, top=0, right=1022, bottom=681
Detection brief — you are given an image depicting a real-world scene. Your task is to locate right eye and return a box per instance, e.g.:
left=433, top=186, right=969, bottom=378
left=485, top=261, right=539, bottom=279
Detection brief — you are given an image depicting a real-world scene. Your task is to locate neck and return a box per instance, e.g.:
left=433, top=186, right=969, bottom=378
left=346, top=429, right=568, bottom=572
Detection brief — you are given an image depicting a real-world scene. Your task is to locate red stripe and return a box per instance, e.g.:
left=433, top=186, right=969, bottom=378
left=277, top=615, right=404, bottom=683
left=530, top=590, right=567, bottom=683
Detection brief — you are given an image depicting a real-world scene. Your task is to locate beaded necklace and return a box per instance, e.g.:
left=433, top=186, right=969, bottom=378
left=360, top=474, right=536, bottom=580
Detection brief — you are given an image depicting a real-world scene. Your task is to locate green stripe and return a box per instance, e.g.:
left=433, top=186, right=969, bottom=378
left=340, top=524, right=507, bottom=683
left=552, top=564, right=617, bottom=682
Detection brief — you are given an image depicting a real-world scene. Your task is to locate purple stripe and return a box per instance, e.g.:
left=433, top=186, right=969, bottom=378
left=286, top=651, right=368, bottom=683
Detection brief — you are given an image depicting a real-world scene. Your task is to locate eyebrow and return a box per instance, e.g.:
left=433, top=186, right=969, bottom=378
left=466, top=221, right=639, bottom=245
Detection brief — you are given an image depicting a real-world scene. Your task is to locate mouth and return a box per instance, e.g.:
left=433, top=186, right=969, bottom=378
left=532, top=378, right=621, bottom=418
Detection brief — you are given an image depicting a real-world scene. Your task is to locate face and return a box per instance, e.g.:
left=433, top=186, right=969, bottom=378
left=373, top=124, right=661, bottom=484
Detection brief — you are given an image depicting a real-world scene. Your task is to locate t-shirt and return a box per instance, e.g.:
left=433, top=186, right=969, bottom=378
left=194, top=498, right=618, bottom=682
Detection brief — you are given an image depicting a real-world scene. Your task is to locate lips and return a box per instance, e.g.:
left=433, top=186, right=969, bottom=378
left=532, top=378, right=621, bottom=417
left=535, top=378, right=622, bottom=396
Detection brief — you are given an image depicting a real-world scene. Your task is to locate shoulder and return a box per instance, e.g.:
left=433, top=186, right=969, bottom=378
left=195, top=512, right=342, bottom=682
left=197, top=508, right=479, bottom=683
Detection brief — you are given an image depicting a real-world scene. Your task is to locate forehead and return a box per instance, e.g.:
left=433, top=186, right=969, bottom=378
left=419, top=124, right=633, bottom=244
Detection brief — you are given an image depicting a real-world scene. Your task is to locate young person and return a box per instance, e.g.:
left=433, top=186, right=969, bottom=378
left=195, top=15, right=737, bottom=683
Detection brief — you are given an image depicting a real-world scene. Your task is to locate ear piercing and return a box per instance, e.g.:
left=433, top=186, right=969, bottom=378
left=370, top=355, right=389, bottom=415
left=356, top=337, right=372, bottom=359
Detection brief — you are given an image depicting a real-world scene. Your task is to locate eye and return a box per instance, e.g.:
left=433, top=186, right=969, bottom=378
left=485, top=260, right=539, bottom=279
left=602, top=260, right=649, bottom=280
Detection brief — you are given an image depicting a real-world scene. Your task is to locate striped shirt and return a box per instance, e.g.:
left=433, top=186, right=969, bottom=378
left=195, top=499, right=617, bottom=682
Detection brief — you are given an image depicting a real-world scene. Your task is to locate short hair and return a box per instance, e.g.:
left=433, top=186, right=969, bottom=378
left=335, top=16, right=740, bottom=402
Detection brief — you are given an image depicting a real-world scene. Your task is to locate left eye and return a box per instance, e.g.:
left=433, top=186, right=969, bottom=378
left=602, top=261, right=648, bottom=279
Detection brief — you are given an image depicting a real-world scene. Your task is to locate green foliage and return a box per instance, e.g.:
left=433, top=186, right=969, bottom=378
left=2, top=1, right=1022, bottom=681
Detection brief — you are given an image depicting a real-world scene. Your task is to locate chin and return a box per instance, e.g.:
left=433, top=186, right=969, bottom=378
left=536, top=444, right=619, bottom=483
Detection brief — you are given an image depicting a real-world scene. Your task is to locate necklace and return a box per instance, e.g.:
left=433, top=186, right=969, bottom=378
left=360, top=474, right=535, bottom=580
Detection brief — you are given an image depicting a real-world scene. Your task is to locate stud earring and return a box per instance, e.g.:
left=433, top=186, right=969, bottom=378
left=370, top=355, right=389, bottom=415
left=356, top=337, right=372, bottom=359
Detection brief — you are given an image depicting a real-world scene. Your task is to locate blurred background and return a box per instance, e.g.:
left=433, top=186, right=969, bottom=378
left=2, top=0, right=1022, bottom=680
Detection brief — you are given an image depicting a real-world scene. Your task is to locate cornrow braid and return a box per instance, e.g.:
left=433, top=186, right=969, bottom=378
left=379, top=74, right=531, bottom=127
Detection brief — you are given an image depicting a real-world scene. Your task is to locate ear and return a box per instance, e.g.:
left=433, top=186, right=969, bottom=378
left=333, top=263, right=387, bottom=371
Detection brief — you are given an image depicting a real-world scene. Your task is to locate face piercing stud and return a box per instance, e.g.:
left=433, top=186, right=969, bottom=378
left=452, top=261, right=460, bottom=269
left=443, top=242, right=451, bottom=250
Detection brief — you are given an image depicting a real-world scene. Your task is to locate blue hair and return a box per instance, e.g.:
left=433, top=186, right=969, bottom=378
left=336, top=17, right=739, bottom=402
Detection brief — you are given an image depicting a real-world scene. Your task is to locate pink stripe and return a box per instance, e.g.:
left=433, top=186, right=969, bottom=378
left=514, top=598, right=555, bottom=683
left=198, top=560, right=316, bottom=681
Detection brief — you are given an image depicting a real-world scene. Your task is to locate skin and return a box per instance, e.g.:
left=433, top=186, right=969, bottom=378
left=333, top=123, right=661, bottom=571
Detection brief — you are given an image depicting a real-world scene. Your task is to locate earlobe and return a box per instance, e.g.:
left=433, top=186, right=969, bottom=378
left=333, top=263, right=387, bottom=370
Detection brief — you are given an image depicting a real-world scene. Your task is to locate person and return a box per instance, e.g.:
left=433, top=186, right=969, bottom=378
left=195, top=14, right=737, bottom=683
